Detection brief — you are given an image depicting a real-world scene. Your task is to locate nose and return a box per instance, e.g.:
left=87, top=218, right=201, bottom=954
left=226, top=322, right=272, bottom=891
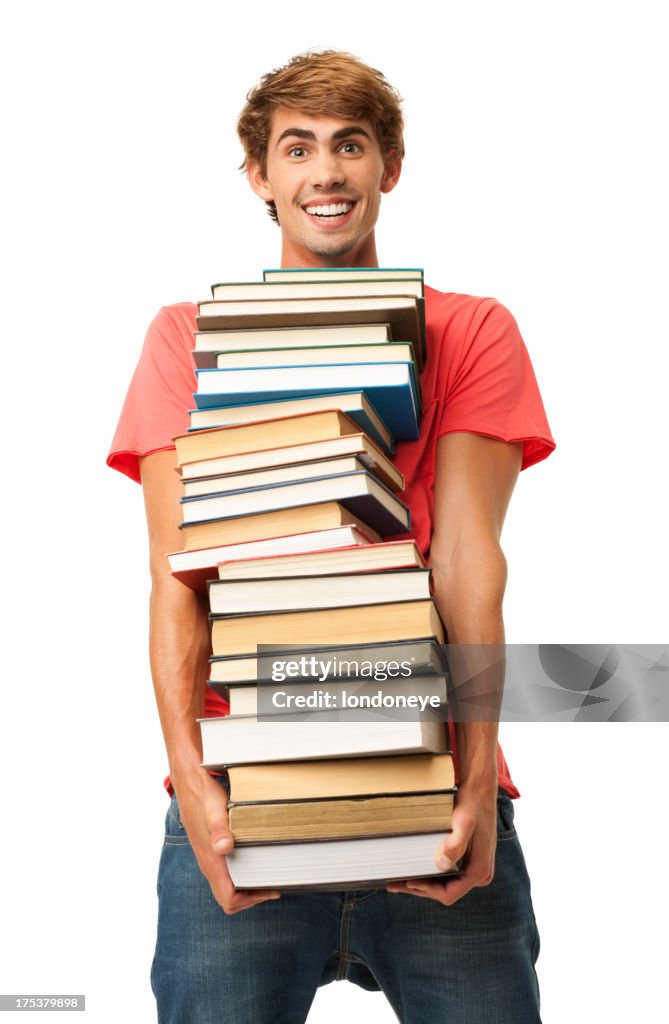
left=309, top=149, right=345, bottom=191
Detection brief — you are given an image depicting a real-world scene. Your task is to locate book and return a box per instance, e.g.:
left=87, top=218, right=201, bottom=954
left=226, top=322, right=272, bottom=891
left=226, top=673, right=448, bottom=716
left=214, top=341, right=416, bottom=371
left=225, top=751, right=455, bottom=802
left=194, top=362, right=421, bottom=440
left=263, top=267, right=423, bottom=284
left=168, top=524, right=377, bottom=591
left=207, top=568, right=431, bottom=616
left=188, top=392, right=394, bottom=455
left=193, top=323, right=392, bottom=369
left=199, top=714, right=448, bottom=767
left=208, top=636, right=448, bottom=686
left=174, top=409, right=362, bottom=467
left=215, top=538, right=424, bottom=580
left=196, top=295, right=425, bottom=370
left=226, top=832, right=454, bottom=890
left=209, top=599, right=445, bottom=656
left=180, top=501, right=379, bottom=551
left=210, top=278, right=424, bottom=302
left=228, top=792, right=454, bottom=844
left=179, top=435, right=403, bottom=491
left=179, top=469, right=410, bottom=536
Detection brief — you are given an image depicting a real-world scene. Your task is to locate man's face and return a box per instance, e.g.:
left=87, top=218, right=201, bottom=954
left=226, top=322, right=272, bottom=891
left=247, top=109, right=401, bottom=267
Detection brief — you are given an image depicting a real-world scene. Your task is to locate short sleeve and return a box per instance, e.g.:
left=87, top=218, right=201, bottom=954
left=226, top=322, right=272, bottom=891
left=428, top=292, right=555, bottom=471
left=107, top=303, right=198, bottom=483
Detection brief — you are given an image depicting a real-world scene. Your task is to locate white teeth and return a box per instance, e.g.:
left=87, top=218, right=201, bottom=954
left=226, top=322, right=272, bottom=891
left=305, top=202, right=353, bottom=217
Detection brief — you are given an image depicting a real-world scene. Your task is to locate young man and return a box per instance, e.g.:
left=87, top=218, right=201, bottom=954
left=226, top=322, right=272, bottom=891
left=108, top=50, right=554, bottom=1024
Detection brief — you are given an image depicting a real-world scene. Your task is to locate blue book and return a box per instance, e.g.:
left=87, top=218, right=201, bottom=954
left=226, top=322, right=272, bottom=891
left=194, top=362, right=421, bottom=441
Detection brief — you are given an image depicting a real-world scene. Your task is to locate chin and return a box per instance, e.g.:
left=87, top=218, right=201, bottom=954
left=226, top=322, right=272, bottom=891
left=303, top=235, right=358, bottom=261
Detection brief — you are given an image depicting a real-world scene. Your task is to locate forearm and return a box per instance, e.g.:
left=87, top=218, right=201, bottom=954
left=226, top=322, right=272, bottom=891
left=431, top=542, right=507, bottom=784
left=149, top=570, right=212, bottom=783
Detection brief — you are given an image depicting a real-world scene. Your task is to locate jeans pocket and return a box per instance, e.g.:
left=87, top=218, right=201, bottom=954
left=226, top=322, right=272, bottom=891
left=496, top=789, right=518, bottom=840
left=164, top=795, right=190, bottom=845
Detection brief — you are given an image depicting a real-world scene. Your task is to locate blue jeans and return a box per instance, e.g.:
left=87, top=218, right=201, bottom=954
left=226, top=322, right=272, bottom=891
left=151, top=787, right=541, bottom=1023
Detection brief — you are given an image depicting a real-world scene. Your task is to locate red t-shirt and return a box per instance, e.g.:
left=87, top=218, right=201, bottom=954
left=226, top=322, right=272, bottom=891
left=108, top=286, right=555, bottom=797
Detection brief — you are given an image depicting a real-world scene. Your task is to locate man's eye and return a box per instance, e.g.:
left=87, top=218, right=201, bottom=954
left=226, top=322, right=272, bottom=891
left=340, top=142, right=361, bottom=153
left=288, top=146, right=307, bottom=157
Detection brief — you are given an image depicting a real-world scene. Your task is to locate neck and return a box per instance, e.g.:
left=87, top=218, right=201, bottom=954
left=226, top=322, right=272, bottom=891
left=280, top=235, right=380, bottom=269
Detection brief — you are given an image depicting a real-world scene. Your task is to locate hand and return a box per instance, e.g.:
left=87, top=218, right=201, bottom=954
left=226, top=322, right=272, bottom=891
left=173, top=769, right=281, bottom=915
left=387, top=776, right=498, bottom=906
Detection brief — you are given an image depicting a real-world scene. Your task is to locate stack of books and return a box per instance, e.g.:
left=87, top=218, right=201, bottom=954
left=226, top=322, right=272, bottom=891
left=167, top=267, right=457, bottom=888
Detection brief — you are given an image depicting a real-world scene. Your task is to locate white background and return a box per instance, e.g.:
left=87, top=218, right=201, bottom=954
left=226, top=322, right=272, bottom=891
left=1, top=1, right=667, bottom=1021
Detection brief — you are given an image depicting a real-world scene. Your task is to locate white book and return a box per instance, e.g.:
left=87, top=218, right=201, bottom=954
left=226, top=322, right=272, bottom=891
left=227, top=832, right=452, bottom=890
left=207, top=568, right=431, bottom=616
left=262, top=268, right=424, bottom=284
left=199, top=715, right=447, bottom=767
left=193, top=323, right=392, bottom=368
left=210, top=279, right=423, bottom=301
left=167, top=525, right=374, bottom=590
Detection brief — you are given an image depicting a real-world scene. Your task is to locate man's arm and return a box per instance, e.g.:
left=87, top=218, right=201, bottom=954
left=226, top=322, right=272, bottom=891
left=387, top=431, right=522, bottom=905
left=140, top=450, right=280, bottom=913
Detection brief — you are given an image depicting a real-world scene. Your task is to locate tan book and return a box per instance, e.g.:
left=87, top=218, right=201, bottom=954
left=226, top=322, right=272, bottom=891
left=180, top=434, right=403, bottom=491
left=180, top=502, right=378, bottom=551
left=174, top=409, right=361, bottom=467
left=210, top=599, right=445, bottom=656
left=188, top=391, right=393, bottom=454
left=226, top=752, right=455, bottom=802
left=228, top=793, right=454, bottom=844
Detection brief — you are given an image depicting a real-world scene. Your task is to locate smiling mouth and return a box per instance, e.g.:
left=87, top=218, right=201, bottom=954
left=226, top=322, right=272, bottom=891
left=302, top=201, right=356, bottom=220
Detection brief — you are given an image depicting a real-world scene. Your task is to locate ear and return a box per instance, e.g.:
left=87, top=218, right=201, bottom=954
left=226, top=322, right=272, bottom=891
left=246, top=160, right=274, bottom=202
left=380, top=151, right=402, bottom=195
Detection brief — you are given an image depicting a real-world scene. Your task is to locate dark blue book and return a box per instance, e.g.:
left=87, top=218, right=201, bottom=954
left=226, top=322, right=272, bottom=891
left=180, top=468, right=410, bottom=537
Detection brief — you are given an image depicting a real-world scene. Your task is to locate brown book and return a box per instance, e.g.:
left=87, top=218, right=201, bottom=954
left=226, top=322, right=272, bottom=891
left=226, top=752, right=455, bottom=802
left=228, top=792, right=454, bottom=844
left=210, top=599, right=445, bottom=656
left=180, top=502, right=379, bottom=551
left=174, top=409, right=361, bottom=467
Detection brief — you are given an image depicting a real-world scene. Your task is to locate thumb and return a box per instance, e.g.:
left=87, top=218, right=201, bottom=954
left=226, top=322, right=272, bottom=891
left=435, top=810, right=474, bottom=868
left=208, top=812, right=234, bottom=855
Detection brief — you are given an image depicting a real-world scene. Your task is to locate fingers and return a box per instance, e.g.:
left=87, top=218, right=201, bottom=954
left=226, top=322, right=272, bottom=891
left=205, top=853, right=281, bottom=915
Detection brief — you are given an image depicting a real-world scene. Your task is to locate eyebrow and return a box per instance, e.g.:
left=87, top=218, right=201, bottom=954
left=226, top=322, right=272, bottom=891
left=274, top=125, right=372, bottom=147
